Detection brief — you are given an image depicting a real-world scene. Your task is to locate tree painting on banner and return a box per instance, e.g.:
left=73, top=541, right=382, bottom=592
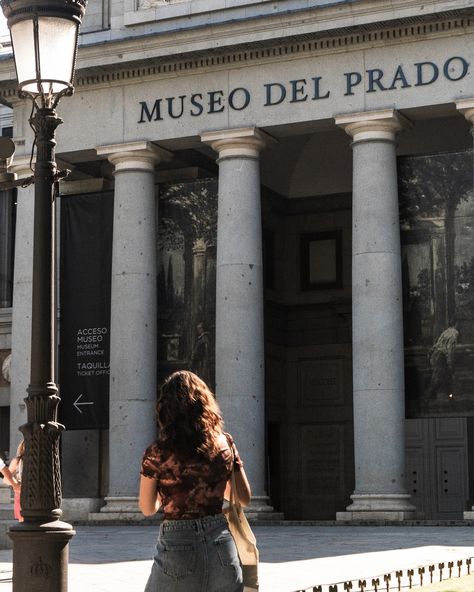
left=157, top=179, right=217, bottom=389
left=398, top=149, right=474, bottom=417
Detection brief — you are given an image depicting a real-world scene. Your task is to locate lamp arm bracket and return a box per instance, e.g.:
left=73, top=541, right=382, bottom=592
left=0, top=168, right=70, bottom=191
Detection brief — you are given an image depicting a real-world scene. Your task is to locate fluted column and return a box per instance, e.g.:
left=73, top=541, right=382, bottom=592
left=95, top=141, right=170, bottom=514
left=9, top=157, right=34, bottom=458
left=335, top=110, right=415, bottom=520
left=201, top=127, right=276, bottom=516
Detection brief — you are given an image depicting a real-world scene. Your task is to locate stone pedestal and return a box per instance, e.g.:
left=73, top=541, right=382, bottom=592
left=335, top=110, right=415, bottom=521
left=10, top=522, right=74, bottom=589
left=201, top=128, right=278, bottom=518
left=95, top=142, right=170, bottom=517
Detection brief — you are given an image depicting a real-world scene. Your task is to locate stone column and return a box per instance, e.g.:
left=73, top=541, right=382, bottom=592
left=335, top=110, right=415, bottom=520
left=9, top=157, right=35, bottom=458
left=201, top=127, right=277, bottom=517
left=94, top=141, right=170, bottom=516
left=456, top=99, right=474, bottom=520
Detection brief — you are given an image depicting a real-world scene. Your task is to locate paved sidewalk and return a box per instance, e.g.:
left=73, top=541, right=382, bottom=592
left=0, top=525, right=474, bottom=591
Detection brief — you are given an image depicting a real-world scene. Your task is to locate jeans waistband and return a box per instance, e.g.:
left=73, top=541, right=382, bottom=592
left=161, top=513, right=227, bottom=533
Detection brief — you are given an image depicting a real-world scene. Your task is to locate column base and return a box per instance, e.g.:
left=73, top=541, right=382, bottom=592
left=463, top=510, right=474, bottom=520
left=244, top=496, right=284, bottom=521
left=89, top=496, right=150, bottom=522
left=61, top=498, right=103, bottom=522
left=336, top=510, right=416, bottom=521
left=337, top=493, right=416, bottom=522
left=0, top=519, right=15, bottom=549
left=89, top=496, right=284, bottom=522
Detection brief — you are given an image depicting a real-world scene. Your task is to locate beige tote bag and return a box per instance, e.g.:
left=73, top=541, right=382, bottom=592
left=225, top=436, right=259, bottom=591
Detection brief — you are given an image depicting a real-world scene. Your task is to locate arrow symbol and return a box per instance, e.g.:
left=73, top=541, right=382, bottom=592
left=74, top=394, right=94, bottom=414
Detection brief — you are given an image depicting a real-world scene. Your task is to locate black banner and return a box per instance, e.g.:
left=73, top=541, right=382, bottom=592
left=59, top=192, right=113, bottom=429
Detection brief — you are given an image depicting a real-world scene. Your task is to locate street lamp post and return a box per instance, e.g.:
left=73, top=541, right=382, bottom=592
left=0, top=1, right=87, bottom=590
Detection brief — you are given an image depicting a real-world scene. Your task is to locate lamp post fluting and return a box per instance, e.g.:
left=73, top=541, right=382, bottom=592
left=0, top=1, right=87, bottom=590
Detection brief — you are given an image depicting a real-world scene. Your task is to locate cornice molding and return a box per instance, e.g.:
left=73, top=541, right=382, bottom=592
left=79, top=3, right=474, bottom=67
left=77, top=13, right=474, bottom=91
left=0, top=9, right=472, bottom=100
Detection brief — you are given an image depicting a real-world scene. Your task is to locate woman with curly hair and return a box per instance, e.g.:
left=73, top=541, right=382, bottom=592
left=139, top=370, right=251, bottom=592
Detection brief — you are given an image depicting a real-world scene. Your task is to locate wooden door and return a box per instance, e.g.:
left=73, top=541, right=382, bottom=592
left=271, top=343, right=354, bottom=519
left=406, top=418, right=469, bottom=519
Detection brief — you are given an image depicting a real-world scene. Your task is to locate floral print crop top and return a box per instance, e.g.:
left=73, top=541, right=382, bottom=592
left=140, top=433, right=243, bottom=520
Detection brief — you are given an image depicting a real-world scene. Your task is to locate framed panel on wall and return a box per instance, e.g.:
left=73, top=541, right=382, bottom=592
left=300, top=230, right=343, bottom=291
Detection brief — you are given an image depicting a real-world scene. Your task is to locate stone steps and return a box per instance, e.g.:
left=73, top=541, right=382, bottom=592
left=0, top=504, right=14, bottom=521
left=86, top=508, right=284, bottom=525
left=88, top=511, right=159, bottom=523
left=0, top=520, right=15, bottom=549
left=75, top=518, right=474, bottom=527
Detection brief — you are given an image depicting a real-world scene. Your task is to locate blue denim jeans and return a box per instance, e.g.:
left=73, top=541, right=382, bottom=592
left=144, top=513, right=244, bottom=592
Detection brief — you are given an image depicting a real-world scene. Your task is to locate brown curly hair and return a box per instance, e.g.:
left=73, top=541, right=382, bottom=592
left=156, top=370, right=223, bottom=458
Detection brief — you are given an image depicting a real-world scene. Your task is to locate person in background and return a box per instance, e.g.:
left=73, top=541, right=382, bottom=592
left=0, top=454, right=19, bottom=493
left=139, top=370, right=251, bottom=592
left=191, top=322, right=211, bottom=385
left=8, top=440, right=24, bottom=521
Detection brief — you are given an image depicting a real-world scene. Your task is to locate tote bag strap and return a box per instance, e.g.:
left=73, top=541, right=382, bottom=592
left=224, top=433, right=238, bottom=508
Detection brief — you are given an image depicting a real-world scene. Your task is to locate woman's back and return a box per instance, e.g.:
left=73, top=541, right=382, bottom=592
left=141, top=433, right=241, bottom=520
left=139, top=371, right=250, bottom=591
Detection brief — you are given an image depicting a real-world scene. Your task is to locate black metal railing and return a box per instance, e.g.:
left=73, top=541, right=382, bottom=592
left=294, top=556, right=473, bottom=592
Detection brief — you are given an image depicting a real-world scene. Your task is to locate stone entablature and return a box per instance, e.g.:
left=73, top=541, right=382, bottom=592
left=1, top=9, right=473, bottom=156
left=78, top=15, right=474, bottom=88
left=0, top=2, right=471, bottom=83
left=21, top=26, right=473, bottom=152
left=0, top=11, right=472, bottom=101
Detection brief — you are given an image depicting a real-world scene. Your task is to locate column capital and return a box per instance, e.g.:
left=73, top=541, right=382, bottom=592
left=201, top=127, right=275, bottom=159
left=335, top=109, right=411, bottom=144
left=456, top=98, right=474, bottom=125
left=96, top=141, right=171, bottom=173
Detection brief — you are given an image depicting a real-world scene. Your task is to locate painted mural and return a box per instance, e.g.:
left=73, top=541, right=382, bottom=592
left=399, top=149, right=474, bottom=417
left=157, top=179, right=218, bottom=389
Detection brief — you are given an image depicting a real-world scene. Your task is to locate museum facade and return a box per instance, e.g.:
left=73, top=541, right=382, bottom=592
left=0, top=0, right=474, bottom=521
